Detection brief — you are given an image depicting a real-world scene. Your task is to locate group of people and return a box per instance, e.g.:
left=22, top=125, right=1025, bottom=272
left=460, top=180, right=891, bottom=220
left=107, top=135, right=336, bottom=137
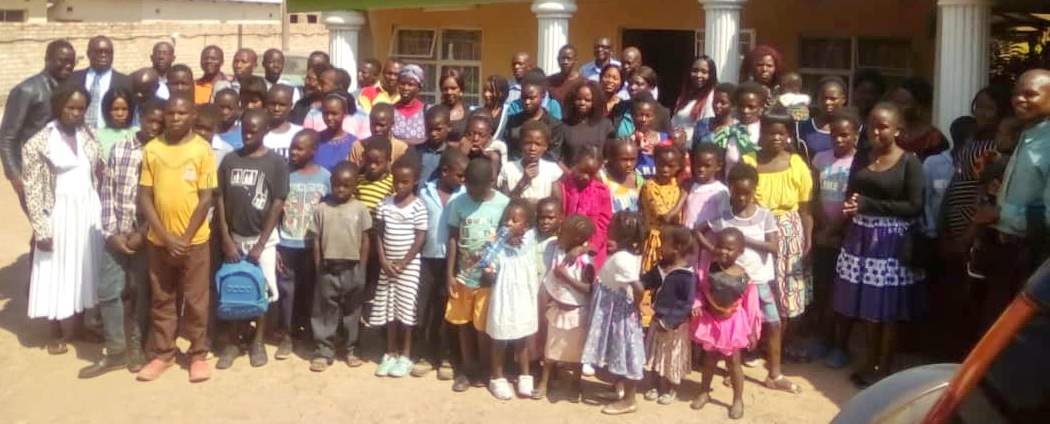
left=3, top=32, right=1050, bottom=419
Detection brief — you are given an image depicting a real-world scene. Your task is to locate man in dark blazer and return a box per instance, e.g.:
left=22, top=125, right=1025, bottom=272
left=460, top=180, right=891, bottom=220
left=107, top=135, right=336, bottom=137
left=0, top=39, right=76, bottom=210
left=73, top=35, right=131, bottom=128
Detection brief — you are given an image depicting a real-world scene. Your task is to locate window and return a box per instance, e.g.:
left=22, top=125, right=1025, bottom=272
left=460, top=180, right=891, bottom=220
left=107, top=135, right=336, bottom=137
left=289, top=14, right=299, bottom=24
left=798, top=36, right=912, bottom=100
left=306, top=14, right=318, bottom=24
left=0, top=9, right=27, bottom=22
left=391, top=28, right=483, bottom=106
left=695, top=29, right=756, bottom=61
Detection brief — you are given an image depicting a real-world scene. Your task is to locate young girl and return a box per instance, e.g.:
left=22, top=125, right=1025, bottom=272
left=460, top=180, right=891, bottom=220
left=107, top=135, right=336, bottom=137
left=581, top=211, right=648, bottom=415
left=691, top=83, right=757, bottom=178
left=486, top=199, right=540, bottom=399
left=315, top=93, right=358, bottom=171
left=737, top=82, right=768, bottom=156
left=371, top=156, right=428, bottom=378
left=97, top=87, right=137, bottom=159
left=639, top=145, right=686, bottom=326
left=555, top=145, right=613, bottom=270
left=797, top=77, right=850, bottom=159
left=641, top=225, right=697, bottom=405
left=683, top=143, right=729, bottom=277
left=601, top=138, right=644, bottom=213
left=742, top=107, right=813, bottom=361
left=534, top=215, right=596, bottom=401
left=629, top=98, right=673, bottom=178
left=691, top=228, right=761, bottom=419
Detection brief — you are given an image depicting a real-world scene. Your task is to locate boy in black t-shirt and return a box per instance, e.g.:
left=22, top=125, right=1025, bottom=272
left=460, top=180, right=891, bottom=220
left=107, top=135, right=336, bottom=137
left=214, top=108, right=290, bottom=369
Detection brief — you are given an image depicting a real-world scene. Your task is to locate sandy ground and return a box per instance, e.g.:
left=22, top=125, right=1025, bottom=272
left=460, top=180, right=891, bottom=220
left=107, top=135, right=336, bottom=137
left=0, top=182, right=857, bottom=424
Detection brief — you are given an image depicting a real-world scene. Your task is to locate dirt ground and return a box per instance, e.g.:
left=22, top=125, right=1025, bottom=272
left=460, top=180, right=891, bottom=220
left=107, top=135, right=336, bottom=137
left=0, top=182, right=857, bottom=423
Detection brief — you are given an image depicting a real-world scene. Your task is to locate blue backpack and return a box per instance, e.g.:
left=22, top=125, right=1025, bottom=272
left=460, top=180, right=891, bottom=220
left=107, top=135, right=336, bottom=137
left=215, top=260, right=269, bottom=321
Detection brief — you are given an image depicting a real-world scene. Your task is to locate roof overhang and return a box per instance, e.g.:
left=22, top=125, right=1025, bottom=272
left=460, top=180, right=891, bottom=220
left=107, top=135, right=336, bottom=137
left=288, top=0, right=523, bottom=13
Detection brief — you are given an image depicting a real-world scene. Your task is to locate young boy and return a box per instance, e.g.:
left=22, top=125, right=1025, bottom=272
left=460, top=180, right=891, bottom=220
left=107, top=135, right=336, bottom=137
left=194, top=104, right=235, bottom=166
left=214, top=88, right=243, bottom=150
left=498, top=121, right=562, bottom=202
left=79, top=99, right=166, bottom=379
left=214, top=108, right=289, bottom=369
left=239, top=75, right=268, bottom=110
left=262, top=84, right=304, bottom=160
left=414, top=149, right=469, bottom=379
left=350, top=103, right=409, bottom=166
left=276, top=129, right=331, bottom=359
left=166, top=65, right=195, bottom=100
left=417, top=105, right=452, bottom=184
left=811, top=110, right=859, bottom=368
left=445, top=157, right=511, bottom=391
left=137, top=95, right=217, bottom=383
left=309, top=161, right=373, bottom=372
left=736, top=82, right=767, bottom=152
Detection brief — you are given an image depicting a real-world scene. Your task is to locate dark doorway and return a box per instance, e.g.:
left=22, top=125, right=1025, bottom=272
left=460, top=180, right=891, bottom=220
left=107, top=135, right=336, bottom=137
left=622, top=29, right=697, bottom=110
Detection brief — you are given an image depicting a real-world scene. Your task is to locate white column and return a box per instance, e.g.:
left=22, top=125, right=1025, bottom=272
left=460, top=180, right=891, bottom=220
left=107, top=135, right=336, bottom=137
left=934, top=0, right=991, bottom=133
left=699, top=0, right=746, bottom=84
left=531, top=0, right=577, bottom=75
left=323, top=10, right=367, bottom=92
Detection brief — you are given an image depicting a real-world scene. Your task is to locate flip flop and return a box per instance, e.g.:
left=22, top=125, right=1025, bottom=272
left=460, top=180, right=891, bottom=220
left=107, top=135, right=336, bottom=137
left=764, top=375, right=801, bottom=394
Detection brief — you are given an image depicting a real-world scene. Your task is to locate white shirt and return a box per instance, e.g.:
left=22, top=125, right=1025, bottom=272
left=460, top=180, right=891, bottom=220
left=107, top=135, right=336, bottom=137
left=85, top=68, right=114, bottom=128
left=598, top=250, right=642, bottom=293
left=262, top=123, right=304, bottom=160
left=499, top=158, right=563, bottom=201
left=156, top=77, right=170, bottom=100
left=707, top=206, right=777, bottom=284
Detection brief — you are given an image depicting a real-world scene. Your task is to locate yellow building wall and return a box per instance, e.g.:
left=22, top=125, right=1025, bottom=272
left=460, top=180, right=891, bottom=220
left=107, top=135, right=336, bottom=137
left=366, top=0, right=936, bottom=81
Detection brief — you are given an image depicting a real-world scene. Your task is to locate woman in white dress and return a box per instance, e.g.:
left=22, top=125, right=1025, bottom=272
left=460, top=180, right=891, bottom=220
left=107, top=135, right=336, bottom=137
left=22, top=83, right=105, bottom=354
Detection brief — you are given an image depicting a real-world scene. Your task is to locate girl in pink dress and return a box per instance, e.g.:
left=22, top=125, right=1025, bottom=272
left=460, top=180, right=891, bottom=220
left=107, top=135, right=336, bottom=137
left=691, top=228, right=761, bottom=420
left=555, top=145, right=613, bottom=270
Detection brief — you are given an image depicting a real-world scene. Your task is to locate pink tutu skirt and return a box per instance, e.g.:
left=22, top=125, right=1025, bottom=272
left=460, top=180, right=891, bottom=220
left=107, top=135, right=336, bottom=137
left=691, top=283, right=762, bottom=356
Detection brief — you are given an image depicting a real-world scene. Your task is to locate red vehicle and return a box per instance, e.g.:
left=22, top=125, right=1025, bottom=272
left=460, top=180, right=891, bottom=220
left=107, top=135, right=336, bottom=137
left=831, top=260, right=1050, bottom=424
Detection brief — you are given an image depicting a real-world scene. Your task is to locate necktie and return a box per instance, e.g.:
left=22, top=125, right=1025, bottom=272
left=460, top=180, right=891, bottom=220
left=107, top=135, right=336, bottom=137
left=86, top=74, right=101, bottom=128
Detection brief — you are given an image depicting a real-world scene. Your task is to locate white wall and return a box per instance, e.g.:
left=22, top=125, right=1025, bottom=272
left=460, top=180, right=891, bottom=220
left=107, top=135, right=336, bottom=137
left=0, top=0, right=48, bottom=23
left=49, top=0, right=281, bottom=23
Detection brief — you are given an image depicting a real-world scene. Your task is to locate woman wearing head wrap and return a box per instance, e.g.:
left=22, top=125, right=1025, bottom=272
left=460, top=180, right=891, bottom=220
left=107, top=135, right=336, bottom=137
left=392, top=64, right=427, bottom=145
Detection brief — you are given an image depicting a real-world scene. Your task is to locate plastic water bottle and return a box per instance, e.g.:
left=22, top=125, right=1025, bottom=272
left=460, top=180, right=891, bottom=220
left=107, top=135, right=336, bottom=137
left=474, top=226, right=511, bottom=272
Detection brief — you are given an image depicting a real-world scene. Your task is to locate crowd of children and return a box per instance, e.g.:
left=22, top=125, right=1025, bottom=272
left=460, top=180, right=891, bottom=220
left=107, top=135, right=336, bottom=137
left=11, top=38, right=1050, bottom=420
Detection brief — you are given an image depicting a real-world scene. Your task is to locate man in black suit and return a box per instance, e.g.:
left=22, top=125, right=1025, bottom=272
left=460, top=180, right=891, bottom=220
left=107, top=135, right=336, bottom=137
left=0, top=40, right=76, bottom=210
left=73, top=36, right=130, bottom=128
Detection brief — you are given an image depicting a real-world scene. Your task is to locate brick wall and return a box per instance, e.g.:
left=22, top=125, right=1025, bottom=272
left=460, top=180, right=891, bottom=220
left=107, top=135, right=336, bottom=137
left=0, top=22, right=328, bottom=105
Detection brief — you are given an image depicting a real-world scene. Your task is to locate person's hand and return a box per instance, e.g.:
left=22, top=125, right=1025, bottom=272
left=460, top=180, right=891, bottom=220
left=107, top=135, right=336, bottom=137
left=35, top=238, right=53, bottom=252
left=275, top=252, right=287, bottom=277
left=691, top=305, right=703, bottom=318
left=842, top=193, right=860, bottom=217
left=748, top=332, right=759, bottom=350
left=247, top=244, right=264, bottom=264
left=381, top=259, right=399, bottom=277
left=639, top=303, right=655, bottom=319
left=523, top=160, right=539, bottom=182
left=106, top=234, right=133, bottom=255
left=553, top=264, right=571, bottom=282
left=973, top=203, right=999, bottom=226
left=563, top=244, right=589, bottom=266
left=448, top=273, right=461, bottom=299
left=165, top=233, right=190, bottom=257
left=221, top=240, right=241, bottom=263
left=126, top=231, right=145, bottom=252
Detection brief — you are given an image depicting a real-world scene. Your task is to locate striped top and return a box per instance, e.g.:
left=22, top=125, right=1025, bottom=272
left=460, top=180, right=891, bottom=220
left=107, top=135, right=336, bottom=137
left=356, top=173, right=393, bottom=216
left=376, top=196, right=428, bottom=261
left=942, top=137, right=997, bottom=239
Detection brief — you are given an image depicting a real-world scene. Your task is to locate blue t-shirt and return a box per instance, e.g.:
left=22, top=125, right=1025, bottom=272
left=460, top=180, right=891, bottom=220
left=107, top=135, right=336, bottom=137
left=218, top=125, right=243, bottom=150
left=797, top=118, right=833, bottom=157
left=419, top=180, right=465, bottom=258
left=315, top=133, right=357, bottom=172
left=505, top=94, right=563, bottom=120
left=279, top=167, right=332, bottom=248
left=416, top=143, right=444, bottom=184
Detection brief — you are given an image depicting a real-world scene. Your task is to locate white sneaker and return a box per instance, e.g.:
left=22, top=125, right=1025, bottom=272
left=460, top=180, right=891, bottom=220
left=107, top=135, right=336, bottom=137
left=516, top=375, right=534, bottom=398
left=582, top=363, right=596, bottom=377
left=489, top=378, right=514, bottom=400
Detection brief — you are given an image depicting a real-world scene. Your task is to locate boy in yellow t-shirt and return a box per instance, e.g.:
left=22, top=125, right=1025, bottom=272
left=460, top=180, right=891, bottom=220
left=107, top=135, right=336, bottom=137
left=135, top=96, right=218, bottom=383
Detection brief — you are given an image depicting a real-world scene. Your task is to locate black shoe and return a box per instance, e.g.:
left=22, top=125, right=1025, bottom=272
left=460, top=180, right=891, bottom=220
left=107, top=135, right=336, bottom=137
left=127, top=345, right=146, bottom=373
left=452, top=373, right=471, bottom=392
left=274, top=339, right=293, bottom=360
left=249, top=343, right=268, bottom=367
left=216, top=346, right=239, bottom=370
left=78, top=352, right=128, bottom=379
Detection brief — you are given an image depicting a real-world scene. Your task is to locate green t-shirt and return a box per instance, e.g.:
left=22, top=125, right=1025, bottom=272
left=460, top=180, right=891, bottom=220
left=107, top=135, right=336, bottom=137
left=446, top=190, right=510, bottom=288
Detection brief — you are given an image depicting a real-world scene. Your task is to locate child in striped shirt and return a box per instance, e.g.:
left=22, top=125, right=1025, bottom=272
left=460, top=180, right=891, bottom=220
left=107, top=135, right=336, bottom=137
left=371, top=155, right=428, bottom=378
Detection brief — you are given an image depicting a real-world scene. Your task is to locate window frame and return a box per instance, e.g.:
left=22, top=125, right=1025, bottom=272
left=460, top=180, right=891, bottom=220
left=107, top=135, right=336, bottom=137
left=695, top=28, right=757, bottom=60
left=797, top=35, right=913, bottom=105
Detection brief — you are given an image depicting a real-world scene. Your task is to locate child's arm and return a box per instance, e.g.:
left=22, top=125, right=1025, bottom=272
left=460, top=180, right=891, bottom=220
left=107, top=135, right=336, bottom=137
left=138, top=186, right=187, bottom=255
left=313, top=236, right=322, bottom=271
left=746, top=230, right=779, bottom=255
left=693, top=221, right=715, bottom=252
left=181, top=188, right=214, bottom=247
left=798, top=201, right=814, bottom=255
left=396, top=228, right=427, bottom=274
left=553, top=263, right=594, bottom=295
left=661, top=185, right=687, bottom=224
left=446, top=227, right=461, bottom=299
left=214, top=192, right=240, bottom=263
left=375, top=219, right=396, bottom=277
left=508, top=161, right=537, bottom=199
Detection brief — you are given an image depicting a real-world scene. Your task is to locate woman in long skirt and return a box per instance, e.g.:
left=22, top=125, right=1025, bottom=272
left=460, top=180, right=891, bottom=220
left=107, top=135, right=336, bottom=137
left=834, top=102, right=925, bottom=388
left=22, top=84, right=105, bottom=354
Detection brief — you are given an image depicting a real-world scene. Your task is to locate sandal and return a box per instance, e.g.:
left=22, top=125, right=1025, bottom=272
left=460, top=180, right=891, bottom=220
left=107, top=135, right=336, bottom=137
left=309, top=358, right=330, bottom=372
left=530, top=386, right=547, bottom=400
left=657, top=390, right=677, bottom=405
left=47, top=340, right=68, bottom=355
left=601, top=401, right=638, bottom=415
left=643, top=388, right=659, bottom=401
left=764, top=375, right=802, bottom=394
